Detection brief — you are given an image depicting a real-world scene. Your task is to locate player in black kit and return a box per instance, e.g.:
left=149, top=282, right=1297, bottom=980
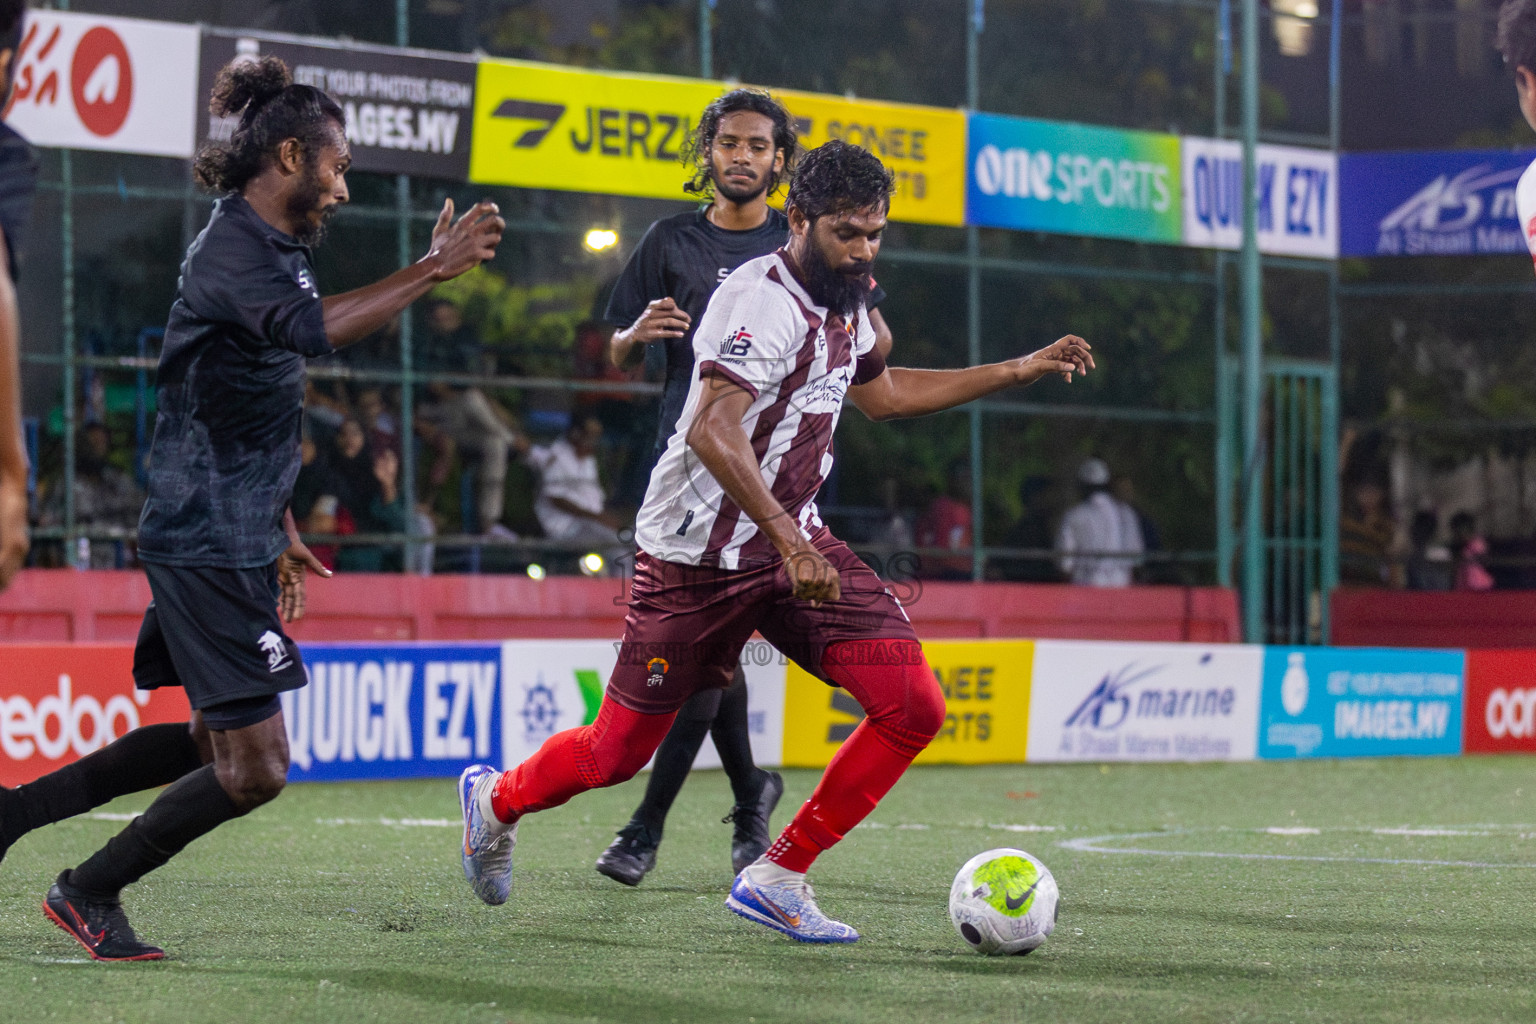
left=0, top=56, right=502, bottom=961
left=595, top=89, right=892, bottom=885
left=0, top=0, right=35, bottom=591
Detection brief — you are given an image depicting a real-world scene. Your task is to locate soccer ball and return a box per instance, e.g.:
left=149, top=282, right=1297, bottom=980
left=948, top=848, right=1059, bottom=955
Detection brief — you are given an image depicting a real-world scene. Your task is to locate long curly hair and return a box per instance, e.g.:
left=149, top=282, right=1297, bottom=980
left=192, top=56, right=346, bottom=194
left=785, top=139, right=895, bottom=222
left=683, top=88, right=798, bottom=198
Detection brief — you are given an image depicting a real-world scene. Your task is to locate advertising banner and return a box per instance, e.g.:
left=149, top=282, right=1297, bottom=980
left=1182, top=138, right=1338, bottom=259
left=780, top=640, right=1032, bottom=768
left=470, top=59, right=721, bottom=201
left=284, top=642, right=505, bottom=782
left=197, top=31, right=477, bottom=181
left=966, top=113, right=1182, bottom=243
left=1026, top=641, right=1263, bottom=762
left=777, top=90, right=966, bottom=226
left=1259, top=647, right=1464, bottom=759
left=1463, top=650, right=1536, bottom=755
left=0, top=645, right=190, bottom=787
left=4, top=10, right=198, bottom=158
left=1338, top=149, right=1533, bottom=257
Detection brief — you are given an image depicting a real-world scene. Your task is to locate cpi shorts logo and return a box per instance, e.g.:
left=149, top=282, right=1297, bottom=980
left=646, top=658, right=669, bottom=688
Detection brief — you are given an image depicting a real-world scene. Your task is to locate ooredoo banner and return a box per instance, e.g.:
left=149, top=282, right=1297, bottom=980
left=3, top=10, right=199, bottom=158
left=198, top=31, right=477, bottom=181
left=1025, top=641, right=1263, bottom=762
left=0, top=644, right=190, bottom=787
left=1259, top=647, right=1464, bottom=759
left=1463, top=650, right=1536, bottom=755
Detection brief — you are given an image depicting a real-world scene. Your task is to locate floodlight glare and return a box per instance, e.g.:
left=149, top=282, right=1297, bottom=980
left=526, top=563, right=546, bottom=580
left=579, top=552, right=605, bottom=576
left=584, top=228, right=619, bottom=252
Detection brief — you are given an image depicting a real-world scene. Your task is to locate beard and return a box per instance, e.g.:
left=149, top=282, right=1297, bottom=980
left=799, top=236, right=873, bottom=317
left=287, top=163, right=338, bottom=246
left=712, top=167, right=768, bottom=204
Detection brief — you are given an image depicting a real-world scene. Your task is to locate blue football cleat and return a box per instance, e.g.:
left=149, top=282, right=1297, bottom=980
left=458, top=764, right=517, bottom=905
left=726, top=870, right=859, bottom=944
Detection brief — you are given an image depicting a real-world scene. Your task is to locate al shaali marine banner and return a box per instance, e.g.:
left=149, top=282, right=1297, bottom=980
left=1338, top=149, right=1534, bottom=258
left=199, top=30, right=477, bottom=180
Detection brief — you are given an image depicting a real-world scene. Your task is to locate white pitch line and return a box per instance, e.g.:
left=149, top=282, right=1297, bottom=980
left=1059, top=830, right=1536, bottom=870
left=315, top=817, right=459, bottom=828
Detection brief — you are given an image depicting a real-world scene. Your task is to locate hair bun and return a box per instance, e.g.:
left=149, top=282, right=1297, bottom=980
left=209, top=55, right=293, bottom=120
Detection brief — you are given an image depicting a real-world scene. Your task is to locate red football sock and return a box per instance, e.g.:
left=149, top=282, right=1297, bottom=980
left=766, top=640, right=946, bottom=873
left=491, top=697, right=676, bottom=822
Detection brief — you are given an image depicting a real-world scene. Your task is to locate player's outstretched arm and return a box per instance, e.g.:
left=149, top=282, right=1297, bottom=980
left=686, top=378, right=841, bottom=605
left=321, top=199, right=504, bottom=349
left=0, top=232, right=27, bottom=591
left=848, top=335, right=1092, bottom=422
left=609, top=297, right=691, bottom=369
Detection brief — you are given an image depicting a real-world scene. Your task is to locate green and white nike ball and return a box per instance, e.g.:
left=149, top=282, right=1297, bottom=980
left=948, top=848, right=1059, bottom=955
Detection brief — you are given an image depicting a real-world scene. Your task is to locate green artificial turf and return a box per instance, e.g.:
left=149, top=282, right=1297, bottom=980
left=2, top=756, right=1535, bottom=1023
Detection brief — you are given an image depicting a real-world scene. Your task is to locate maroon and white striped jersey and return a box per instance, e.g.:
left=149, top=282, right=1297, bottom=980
left=634, top=250, right=888, bottom=569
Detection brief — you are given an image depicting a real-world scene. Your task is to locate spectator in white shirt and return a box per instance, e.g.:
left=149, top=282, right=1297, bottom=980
left=1056, top=457, right=1144, bottom=587
left=527, top=416, right=626, bottom=565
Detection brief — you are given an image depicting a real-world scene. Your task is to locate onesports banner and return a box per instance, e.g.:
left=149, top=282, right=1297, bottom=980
left=198, top=31, right=477, bottom=180
left=1026, top=641, right=1263, bottom=762
left=1181, top=138, right=1337, bottom=259
left=966, top=113, right=1182, bottom=244
left=0, top=645, right=190, bottom=787
left=1338, top=149, right=1534, bottom=257
left=4, top=10, right=199, bottom=158
left=1259, top=647, right=1464, bottom=759
left=780, top=640, right=1033, bottom=768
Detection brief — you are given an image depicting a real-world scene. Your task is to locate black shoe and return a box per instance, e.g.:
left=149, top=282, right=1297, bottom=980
left=42, top=874, right=165, bottom=962
left=724, top=770, right=784, bottom=875
left=595, top=823, right=658, bottom=887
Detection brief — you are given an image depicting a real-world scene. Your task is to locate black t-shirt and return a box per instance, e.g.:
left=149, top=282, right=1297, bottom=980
left=137, top=194, right=332, bottom=568
left=0, top=122, right=38, bottom=283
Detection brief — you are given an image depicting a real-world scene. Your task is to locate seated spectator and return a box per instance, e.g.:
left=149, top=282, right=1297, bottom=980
left=914, top=461, right=973, bottom=580
left=526, top=415, right=626, bottom=566
left=355, top=386, right=402, bottom=459
left=1450, top=510, right=1494, bottom=592
left=38, top=422, right=144, bottom=568
left=1405, top=510, right=1454, bottom=591
left=993, top=475, right=1060, bottom=583
left=1056, top=457, right=1144, bottom=587
left=1339, top=479, right=1396, bottom=585
left=329, top=418, right=407, bottom=573
left=292, top=433, right=340, bottom=570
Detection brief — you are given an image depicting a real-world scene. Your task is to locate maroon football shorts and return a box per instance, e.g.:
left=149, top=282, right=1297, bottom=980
left=606, top=527, right=920, bottom=715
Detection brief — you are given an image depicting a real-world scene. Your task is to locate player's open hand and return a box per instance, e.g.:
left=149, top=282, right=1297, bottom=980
left=624, top=298, right=692, bottom=346
left=0, top=479, right=28, bottom=592
left=1017, top=334, right=1093, bottom=385
left=785, top=543, right=841, bottom=607
left=425, top=198, right=505, bottom=281
left=277, top=540, right=332, bottom=624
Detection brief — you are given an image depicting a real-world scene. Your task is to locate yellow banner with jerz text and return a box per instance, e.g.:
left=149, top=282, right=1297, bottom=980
left=469, top=59, right=967, bottom=225
left=470, top=60, right=721, bottom=200
left=781, top=640, right=1033, bottom=767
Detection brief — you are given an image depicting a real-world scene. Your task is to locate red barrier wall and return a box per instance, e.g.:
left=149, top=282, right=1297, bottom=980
left=1332, top=589, right=1536, bottom=649
left=0, top=570, right=1242, bottom=644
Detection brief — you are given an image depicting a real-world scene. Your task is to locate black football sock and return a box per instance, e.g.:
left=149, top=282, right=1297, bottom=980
left=63, top=764, right=241, bottom=901
left=711, top=667, right=763, bottom=806
left=629, top=693, right=716, bottom=839
left=2, top=722, right=203, bottom=851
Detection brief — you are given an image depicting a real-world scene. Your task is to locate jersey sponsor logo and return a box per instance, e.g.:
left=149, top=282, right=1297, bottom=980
left=720, top=327, right=754, bottom=357
left=717, top=267, right=731, bottom=282
left=258, top=630, right=292, bottom=673
left=296, top=268, right=319, bottom=299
